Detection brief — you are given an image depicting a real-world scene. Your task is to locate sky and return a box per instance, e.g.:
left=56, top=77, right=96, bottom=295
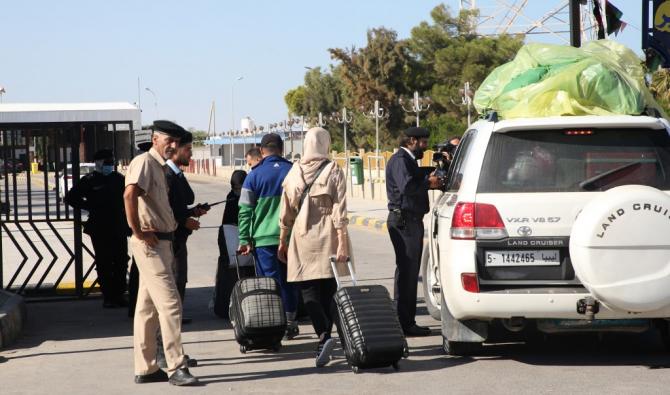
left=0, top=1, right=645, bottom=132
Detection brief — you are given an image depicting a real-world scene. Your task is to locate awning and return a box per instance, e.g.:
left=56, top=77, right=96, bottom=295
left=0, top=102, right=141, bottom=129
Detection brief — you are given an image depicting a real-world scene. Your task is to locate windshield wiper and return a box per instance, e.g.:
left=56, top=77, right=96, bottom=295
left=578, top=161, right=643, bottom=191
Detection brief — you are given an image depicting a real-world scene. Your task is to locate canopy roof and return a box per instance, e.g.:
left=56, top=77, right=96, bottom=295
left=0, top=102, right=141, bottom=128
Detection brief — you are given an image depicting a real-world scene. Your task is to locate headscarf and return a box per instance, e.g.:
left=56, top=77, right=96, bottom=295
left=300, top=127, right=332, bottom=184
left=230, top=170, right=247, bottom=191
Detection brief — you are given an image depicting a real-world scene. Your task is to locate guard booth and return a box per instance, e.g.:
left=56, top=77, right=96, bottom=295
left=0, top=103, right=140, bottom=298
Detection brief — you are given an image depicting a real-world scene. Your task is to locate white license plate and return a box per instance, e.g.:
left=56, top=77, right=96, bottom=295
left=485, top=250, right=560, bottom=267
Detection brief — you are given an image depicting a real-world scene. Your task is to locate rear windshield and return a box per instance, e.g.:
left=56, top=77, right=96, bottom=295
left=477, top=128, right=670, bottom=193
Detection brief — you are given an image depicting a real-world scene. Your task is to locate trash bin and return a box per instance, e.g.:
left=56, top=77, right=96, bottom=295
left=31, top=162, right=39, bottom=175
left=350, top=157, right=363, bottom=185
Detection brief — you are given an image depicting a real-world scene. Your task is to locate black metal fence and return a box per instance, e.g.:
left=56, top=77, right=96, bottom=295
left=0, top=122, right=133, bottom=298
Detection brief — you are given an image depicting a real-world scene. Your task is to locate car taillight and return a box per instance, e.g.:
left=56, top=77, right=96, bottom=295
left=461, top=273, right=480, bottom=293
left=451, top=202, right=508, bottom=240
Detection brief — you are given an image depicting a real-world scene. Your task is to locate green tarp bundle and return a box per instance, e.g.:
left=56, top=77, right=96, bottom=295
left=473, top=40, right=664, bottom=119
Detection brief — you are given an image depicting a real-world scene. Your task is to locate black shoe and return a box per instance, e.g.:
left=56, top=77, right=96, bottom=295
left=135, top=369, right=168, bottom=384
left=186, top=356, right=198, bottom=368
left=403, top=324, right=432, bottom=337
left=169, top=368, right=199, bottom=386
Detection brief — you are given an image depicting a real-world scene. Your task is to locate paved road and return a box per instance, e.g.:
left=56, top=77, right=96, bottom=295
left=2, top=179, right=670, bottom=394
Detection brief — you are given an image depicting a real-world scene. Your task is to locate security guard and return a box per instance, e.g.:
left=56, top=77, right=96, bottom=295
left=386, top=127, right=442, bottom=337
left=65, top=149, right=130, bottom=308
left=165, top=131, right=207, bottom=318
left=124, top=120, right=198, bottom=386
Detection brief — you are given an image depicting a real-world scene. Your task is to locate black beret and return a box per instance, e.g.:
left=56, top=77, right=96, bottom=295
left=404, top=127, right=430, bottom=138
left=137, top=142, right=152, bottom=152
left=180, top=131, right=193, bottom=145
left=260, top=133, right=283, bottom=150
left=152, top=120, right=187, bottom=139
left=93, top=149, right=114, bottom=161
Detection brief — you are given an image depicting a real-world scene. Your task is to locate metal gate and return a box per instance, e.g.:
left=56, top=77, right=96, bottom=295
left=0, top=121, right=133, bottom=298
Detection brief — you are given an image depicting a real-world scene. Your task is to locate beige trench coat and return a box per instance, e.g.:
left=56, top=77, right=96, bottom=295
left=279, top=161, right=352, bottom=282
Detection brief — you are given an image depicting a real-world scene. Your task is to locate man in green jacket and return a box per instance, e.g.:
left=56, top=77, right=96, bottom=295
left=238, top=133, right=299, bottom=339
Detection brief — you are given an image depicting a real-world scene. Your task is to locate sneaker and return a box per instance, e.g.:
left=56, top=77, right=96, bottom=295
left=315, top=338, right=336, bottom=368
left=284, top=323, right=299, bottom=341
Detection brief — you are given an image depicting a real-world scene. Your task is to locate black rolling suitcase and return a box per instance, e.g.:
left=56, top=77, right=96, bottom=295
left=331, top=258, right=409, bottom=373
left=230, top=254, right=286, bottom=353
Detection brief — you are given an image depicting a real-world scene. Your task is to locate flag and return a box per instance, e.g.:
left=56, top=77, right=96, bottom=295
left=594, top=0, right=625, bottom=39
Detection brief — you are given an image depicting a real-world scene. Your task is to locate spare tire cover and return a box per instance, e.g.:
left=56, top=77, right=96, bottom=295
left=570, top=185, right=670, bottom=313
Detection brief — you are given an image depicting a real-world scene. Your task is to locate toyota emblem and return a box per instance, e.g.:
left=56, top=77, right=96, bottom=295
left=517, top=226, right=532, bottom=237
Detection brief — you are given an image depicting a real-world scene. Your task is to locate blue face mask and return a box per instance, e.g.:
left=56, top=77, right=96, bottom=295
left=102, top=165, right=114, bottom=176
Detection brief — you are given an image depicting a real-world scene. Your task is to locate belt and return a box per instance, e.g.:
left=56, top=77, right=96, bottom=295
left=154, top=232, right=174, bottom=241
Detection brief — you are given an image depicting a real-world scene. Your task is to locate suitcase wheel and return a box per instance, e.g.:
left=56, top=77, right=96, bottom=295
left=403, top=344, right=410, bottom=359
left=240, top=345, right=247, bottom=354
left=351, top=365, right=359, bottom=374
left=392, top=361, right=399, bottom=371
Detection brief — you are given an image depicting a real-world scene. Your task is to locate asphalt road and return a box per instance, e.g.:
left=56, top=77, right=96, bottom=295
left=1, top=178, right=670, bottom=394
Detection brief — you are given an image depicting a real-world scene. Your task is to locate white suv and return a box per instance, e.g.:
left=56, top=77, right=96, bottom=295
left=424, top=113, right=670, bottom=355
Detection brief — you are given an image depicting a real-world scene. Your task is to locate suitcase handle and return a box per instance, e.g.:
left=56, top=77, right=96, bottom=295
left=234, top=253, right=258, bottom=280
left=330, top=256, right=356, bottom=288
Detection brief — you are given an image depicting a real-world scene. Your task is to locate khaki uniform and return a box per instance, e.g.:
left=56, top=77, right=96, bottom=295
left=125, top=147, right=186, bottom=375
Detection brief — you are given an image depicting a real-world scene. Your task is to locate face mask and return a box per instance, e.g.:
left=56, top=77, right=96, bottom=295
left=413, top=147, right=425, bottom=160
left=102, top=165, right=114, bottom=176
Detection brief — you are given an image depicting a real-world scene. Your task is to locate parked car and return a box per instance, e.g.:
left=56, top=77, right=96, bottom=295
left=57, top=163, right=96, bottom=199
left=425, top=113, right=670, bottom=355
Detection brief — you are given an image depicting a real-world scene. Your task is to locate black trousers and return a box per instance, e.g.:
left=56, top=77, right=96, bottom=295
left=90, top=232, right=129, bottom=302
left=299, top=278, right=338, bottom=339
left=387, top=211, right=424, bottom=329
left=173, top=237, right=188, bottom=302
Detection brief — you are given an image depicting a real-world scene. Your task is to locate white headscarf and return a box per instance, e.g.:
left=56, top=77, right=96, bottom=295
left=300, top=127, right=332, bottom=183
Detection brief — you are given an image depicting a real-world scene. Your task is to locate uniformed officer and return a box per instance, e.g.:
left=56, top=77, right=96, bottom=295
left=124, top=120, right=198, bottom=386
left=166, top=131, right=208, bottom=320
left=386, top=127, right=443, bottom=337
left=65, top=149, right=130, bottom=308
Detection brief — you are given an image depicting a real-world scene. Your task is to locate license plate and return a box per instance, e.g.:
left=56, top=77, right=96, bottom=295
left=485, top=250, right=560, bottom=267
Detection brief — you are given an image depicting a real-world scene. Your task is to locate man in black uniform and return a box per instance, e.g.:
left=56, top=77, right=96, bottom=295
left=65, top=149, right=131, bottom=308
left=165, top=130, right=207, bottom=315
left=386, top=127, right=442, bottom=337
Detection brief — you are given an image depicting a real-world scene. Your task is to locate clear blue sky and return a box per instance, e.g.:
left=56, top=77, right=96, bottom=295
left=0, top=0, right=643, bottom=131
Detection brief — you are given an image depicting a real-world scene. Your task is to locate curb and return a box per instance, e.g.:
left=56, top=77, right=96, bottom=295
left=0, top=290, right=26, bottom=349
left=347, top=214, right=387, bottom=233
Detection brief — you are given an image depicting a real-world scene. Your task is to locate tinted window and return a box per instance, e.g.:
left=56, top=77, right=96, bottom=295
left=477, top=128, right=670, bottom=193
left=446, top=130, right=476, bottom=191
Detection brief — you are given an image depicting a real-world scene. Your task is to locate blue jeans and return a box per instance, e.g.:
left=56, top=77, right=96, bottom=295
left=254, top=246, right=298, bottom=314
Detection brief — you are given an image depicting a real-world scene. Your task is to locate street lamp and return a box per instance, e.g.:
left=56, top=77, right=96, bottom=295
left=460, top=81, right=474, bottom=126
left=230, top=76, right=243, bottom=168
left=332, top=107, right=353, bottom=195
left=399, top=91, right=431, bottom=127
left=145, top=87, right=158, bottom=119
left=361, top=100, right=389, bottom=157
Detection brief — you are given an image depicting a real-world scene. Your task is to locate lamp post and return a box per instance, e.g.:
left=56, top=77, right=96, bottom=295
left=399, top=91, right=431, bottom=127
left=144, top=87, right=158, bottom=119
left=361, top=100, right=389, bottom=158
left=0, top=86, right=5, bottom=103
left=332, top=107, right=353, bottom=195
left=460, top=81, right=473, bottom=126
left=230, top=76, right=243, bottom=168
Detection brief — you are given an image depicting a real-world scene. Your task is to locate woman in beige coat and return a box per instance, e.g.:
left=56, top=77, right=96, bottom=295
left=278, top=127, right=350, bottom=368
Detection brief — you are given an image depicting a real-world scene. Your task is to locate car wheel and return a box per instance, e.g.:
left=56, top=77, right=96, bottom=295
left=421, top=243, right=441, bottom=321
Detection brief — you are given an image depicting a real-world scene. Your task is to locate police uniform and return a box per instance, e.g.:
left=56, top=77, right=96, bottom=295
left=125, top=123, right=189, bottom=379
left=165, top=135, right=195, bottom=302
left=65, top=150, right=130, bottom=307
left=385, top=127, right=431, bottom=335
